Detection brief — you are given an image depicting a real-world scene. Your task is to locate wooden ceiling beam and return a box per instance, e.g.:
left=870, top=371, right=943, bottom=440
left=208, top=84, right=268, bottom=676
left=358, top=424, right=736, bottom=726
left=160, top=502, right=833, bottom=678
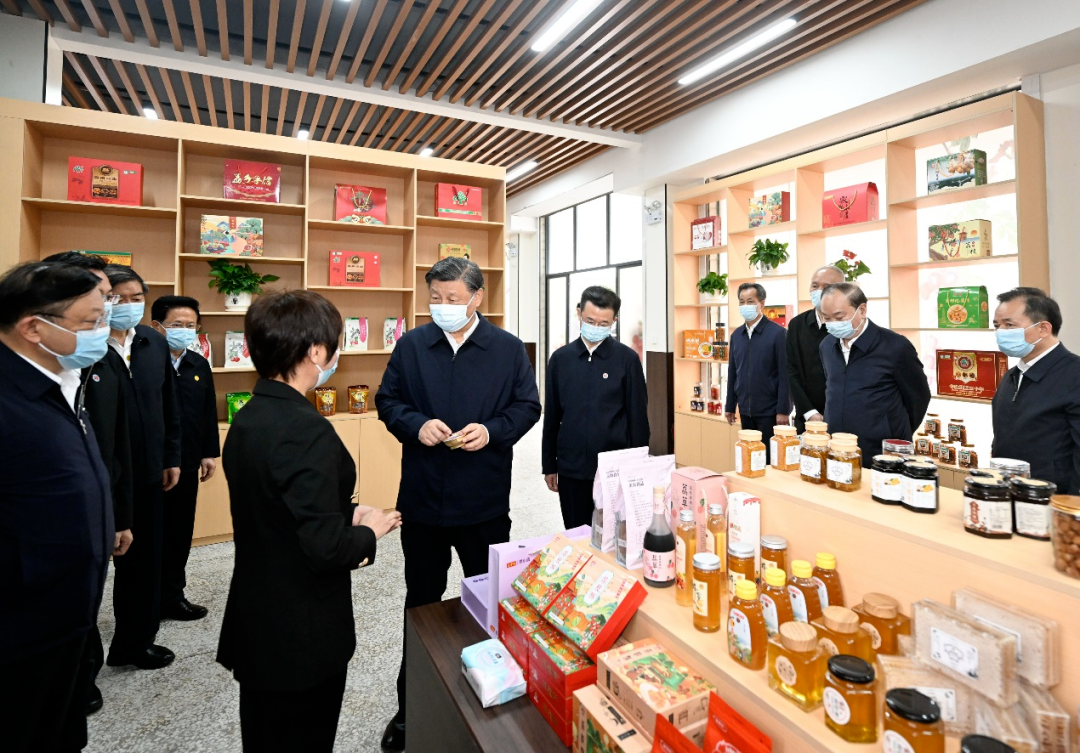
left=203, top=73, right=219, bottom=128
left=347, top=103, right=378, bottom=146
left=362, top=105, right=396, bottom=148
left=0, top=0, right=21, bottom=17
left=243, top=80, right=252, bottom=130
left=464, top=124, right=508, bottom=162
left=305, top=0, right=335, bottom=77
left=396, top=0, right=468, bottom=93
left=416, top=0, right=498, bottom=99
left=133, top=0, right=159, bottom=48
left=381, top=0, right=441, bottom=91
left=431, top=0, right=523, bottom=102
left=264, top=0, right=279, bottom=67
left=430, top=118, right=472, bottom=156
left=291, top=91, right=309, bottom=136
left=162, top=0, right=184, bottom=51
left=375, top=109, right=411, bottom=150
left=391, top=112, right=431, bottom=153
left=243, top=0, right=253, bottom=64
left=417, top=117, right=460, bottom=155
left=364, top=0, right=416, bottom=88
left=25, top=0, right=52, bottom=25
left=54, top=0, right=81, bottom=32
left=111, top=59, right=144, bottom=113
left=65, top=52, right=110, bottom=112
left=510, top=144, right=608, bottom=196
left=325, top=0, right=362, bottom=81
left=86, top=54, right=130, bottom=114
left=286, top=0, right=307, bottom=73
left=344, top=0, right=388, bottom=84
left=187, top=0, right=206, bottom=55
left=180, top=70, right=202, bottom=125
left=80, top=0, right=108, bottom=37
left=334, top=100, right=362, bottom=144
left=157, top=67, right=184, bottom=122
left=259, top=84, right=270, bottom=133
left=221, top=77, right=235, bottom=129
left=216, top=0, right=230, bottom=60
left=105, top=0, right=133, bottom=41
left=306, top=93, right=328, bottom=138
left=442, top=120, right=487, bottom=160
left=489, top=130, right=547, bottom=167
left=320, top=96, right=345, bottom=141
left=275, top=88, right=288, bottom=135
left=472, top=128, right=521, bottom=164
left=62, top=74, right=92, bottom=109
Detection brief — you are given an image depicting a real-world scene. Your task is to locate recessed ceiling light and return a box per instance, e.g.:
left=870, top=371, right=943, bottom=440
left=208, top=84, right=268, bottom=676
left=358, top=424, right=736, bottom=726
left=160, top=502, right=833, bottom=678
left=297, top=129, right=310, bottom=140
left=506, top=160, right=538, bottom=182
left=531, top=0, right=603, bottom=52
left=143, top=107, right=158, bottom=119
left=419, top=146, right=434, bottom=157
left=678, top=18, right=797, bottom=86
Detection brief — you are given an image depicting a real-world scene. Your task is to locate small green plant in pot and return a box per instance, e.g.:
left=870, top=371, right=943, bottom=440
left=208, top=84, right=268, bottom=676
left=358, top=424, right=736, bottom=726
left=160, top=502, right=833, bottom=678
left=206, top=259, right=280, bottom=312
left=747, top=238, right=790, bottom=275
left=832, top=249, right=871, bottom=282
left=697, top=271, right=728, bottom=304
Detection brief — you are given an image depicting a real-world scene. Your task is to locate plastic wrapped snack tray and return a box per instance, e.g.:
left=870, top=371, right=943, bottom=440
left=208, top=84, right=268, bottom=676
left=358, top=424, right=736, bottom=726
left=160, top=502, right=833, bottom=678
left=460, top=639, right=526, bottom=709
left=1017, top=679, right=1073, bottom=753
left=876, top=654, right=973, bottom=737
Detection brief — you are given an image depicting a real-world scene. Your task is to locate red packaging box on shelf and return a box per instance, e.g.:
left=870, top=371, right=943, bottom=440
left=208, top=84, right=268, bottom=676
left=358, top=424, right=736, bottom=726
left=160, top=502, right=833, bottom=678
left=690, top=216, right=721, bottom=250
left=328, top=251, right=381, bottom=287
left=544, top=559, right=646, bottom=661
left=497, top=596, right=545, bottom=676
left=223, top=159, right=282, bottom=203
left=512, top=534, right=592, bottom=615
left=527, top=624, right=596, bottom=746
left=334, top=184, right=388, bottom=225
left=762, top=305, right=793, bottom=328
left=936, top=350, right=1009, bottom=401
left=435, top=182, right=483, bottom=221
left=702, top=692, right=773, bottom=753
left=822, top=182, right=879, bottom=227
left=67, top=157, right=143, bottom=206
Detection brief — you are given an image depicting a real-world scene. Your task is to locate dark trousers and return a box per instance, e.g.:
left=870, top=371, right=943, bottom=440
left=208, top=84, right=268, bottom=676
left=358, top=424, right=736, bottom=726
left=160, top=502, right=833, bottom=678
left=557, top=475, right=594, bottom=530
left=239, top=667, right=347, bottom=752
left=395, top=513, right=512, bottom=721
left=111, top=481, right=163, bottom=654
left=739, top=414, right=777, bottom=450
left=69, top=624, right=105, bottom=727
left=0, top=633, right=88, bottom=753
left=162, top=470, right=199, bottom=608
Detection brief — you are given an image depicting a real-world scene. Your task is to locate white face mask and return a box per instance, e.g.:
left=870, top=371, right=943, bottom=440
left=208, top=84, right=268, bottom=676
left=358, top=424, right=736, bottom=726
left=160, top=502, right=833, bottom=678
left=430, top=294, right=476, bottom=333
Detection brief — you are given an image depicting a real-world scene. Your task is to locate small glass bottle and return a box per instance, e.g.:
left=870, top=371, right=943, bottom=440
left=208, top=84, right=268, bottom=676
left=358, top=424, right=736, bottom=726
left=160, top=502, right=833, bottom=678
left=800, top=435, right=830, bottom=484
left=727, top=541, right=756, bottom=600
left=728, top=580, right=767, bottom=670
left=902, top=460, right=939, bottom=514
left=961, top=735, right=1020, bottom=753
left=735, top=429, right=767, bottom=478
left=767, top=621, right=824, bottom=711
left=642, top=486, right=676, bottom=588
left=823, top=655, right=877, bottom=744
left=871, top=454, right=906, bottom=505
left=760, top=566, right=795, bottom=638
left=812, top=606, right=874, bottom=662
left=770, top=426, right=801, bottom=471
left=759, top=535, right=788, bottom=582
left=787, top=560, right=823, bottom=623
left=692, top=553, right=723, bottom=633
left=963, top=476, right=1013, bottom=539
left=675, top=509, right=697, bottom=607
left=851, top=593, right=911, bottom=655
left=812, top=552, right=844, bottom=608
left=883, top=688, right=945, bottom=753
left=826, top=439, right=862, bottom=492
left=1010, top=477, right=1057, bottom=541
left=705, top=503, right=726, bottom=562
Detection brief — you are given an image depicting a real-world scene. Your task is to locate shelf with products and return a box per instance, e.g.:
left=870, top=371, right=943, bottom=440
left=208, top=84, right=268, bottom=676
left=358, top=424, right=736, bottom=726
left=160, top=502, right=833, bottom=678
left=180, top=194, right=307, bottom=217
left=889, top=253, right=1018, bottom=271
left=675, top=244, right=727, bottom=257
left=888, top=179, right=1016, bottom=210
left=306, top=219, right=414, bottom=236
left=726, top=220, right=797, bottom=239
left=307, top=155, right=414, bottom=227
left=415, top=263, right=503, bottom=273
left=181, top=204, right=304, bottom=261
left=797, top=218, right=887, bottom=238
left=178, top=253, right=304, bottom=266
left=20, top=197, right=178, bottom=219
left=307, top=286, right=413, bottom=293
left=307, top=227, right=411, bottom=289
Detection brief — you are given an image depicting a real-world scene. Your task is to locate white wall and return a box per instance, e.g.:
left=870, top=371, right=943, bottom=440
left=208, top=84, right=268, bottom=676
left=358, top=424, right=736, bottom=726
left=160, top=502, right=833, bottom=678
left=0, top=15, right=47, bottom=104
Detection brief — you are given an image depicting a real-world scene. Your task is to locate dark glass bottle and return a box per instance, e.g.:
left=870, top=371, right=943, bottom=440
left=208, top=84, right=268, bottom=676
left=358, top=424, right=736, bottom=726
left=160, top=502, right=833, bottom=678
left=642, top=486, right=676, bottom=588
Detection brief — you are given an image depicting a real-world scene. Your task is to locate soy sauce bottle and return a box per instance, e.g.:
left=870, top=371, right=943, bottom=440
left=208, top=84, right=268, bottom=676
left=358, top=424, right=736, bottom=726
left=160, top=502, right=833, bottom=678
left=642, top=486, right=676, bottom=588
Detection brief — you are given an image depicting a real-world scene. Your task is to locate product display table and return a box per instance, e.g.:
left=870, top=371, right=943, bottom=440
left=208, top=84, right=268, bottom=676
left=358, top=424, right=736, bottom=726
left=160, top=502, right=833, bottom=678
left=405, top=598, right=566, bottom=752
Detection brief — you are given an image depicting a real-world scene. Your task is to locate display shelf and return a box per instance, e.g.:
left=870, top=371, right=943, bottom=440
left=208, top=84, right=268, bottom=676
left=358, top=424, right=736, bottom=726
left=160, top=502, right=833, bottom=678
left=306, top=219, right=413, bottom=236
left=798, top=218, right=887, bottom=238
left=674, top=302, right=727, bottom=309
left=307, top=286, right=413, bottom=293
left=339, top=350, right=392, bottom=357
left=178, top=253, right=304, bottom=265
left=415, top=215, right=504, bottom=231
left=727, top=220, right=797, bottom=239
left=211, top=366, right=257, bottom=374
left=180, top=194, right=307, bottom=216
left=888, top=179, right=1016, bottom=210
left=673, top=409, right=728, bottom=421
left=145, top=281, right=175, bottom=286
left=889, top=253, right=1018, bottom=271
left=729, top=274, right=798, bottom=283
left=21, top=197, right=178, bottom=219
left=932, top=394, right=999, bottom=405
left=415, top=263, right=503, bottom=272
left=675, top=244, right=727, bottom=257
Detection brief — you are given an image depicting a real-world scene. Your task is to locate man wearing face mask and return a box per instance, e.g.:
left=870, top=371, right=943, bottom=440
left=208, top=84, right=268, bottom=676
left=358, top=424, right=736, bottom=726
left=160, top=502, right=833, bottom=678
left=991, top=287, right=1080, bottom=493
left=151, top=296, right=219, bottom=622
left=376, top=257, right=541, bottom=750
left=786, top=265, right=846, bottom=433
left=542, top=285, right=650, bottom=529
left=0, top=261, right=113, bottom=753
left=819, top=283, right=930, bottom=461
left=724, top=282, right=792, bottom=449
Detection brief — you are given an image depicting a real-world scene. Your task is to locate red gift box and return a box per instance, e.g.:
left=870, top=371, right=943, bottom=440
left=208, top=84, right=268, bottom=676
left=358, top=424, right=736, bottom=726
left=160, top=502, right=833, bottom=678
left=651, top=716, right=700, bottom=753
left=435, top=182, right=483, bottom=221
left=497, top=596, right=544, bottom=676
left=702, top=692, right=773, bottom=753
left=67, top=157, right=143, bottom=206
left=936, top=349, right=1009, bottom=401
left=822, top=182, right=879, bottom=228
left=527, top=624, right=596, bottom=744
left=690, top=216, right=721, bottom=250
left=762, top=305, right=794, bottom=329
left=223, top=160, right=282, bottom=203
left=544, top=559, right=647, bottom=661
left=334, top=184, right=388, bottom=225
left=328, top=251, right=380, bottom=288
left=529, top=685, right=573, bottom=746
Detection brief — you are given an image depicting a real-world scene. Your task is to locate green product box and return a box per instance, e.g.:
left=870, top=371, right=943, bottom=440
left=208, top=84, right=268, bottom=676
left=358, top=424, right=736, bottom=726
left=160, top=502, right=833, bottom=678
left=226, top=392, right=252, bottom=424
left=926, top=149, right=987, bottom=194
left=937, top=286, right=989, bottom=329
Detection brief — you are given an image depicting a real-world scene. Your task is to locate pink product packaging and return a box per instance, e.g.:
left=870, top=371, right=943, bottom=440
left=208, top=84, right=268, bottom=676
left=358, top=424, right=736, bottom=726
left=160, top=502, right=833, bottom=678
left=592, top=447, right=650, bottom=553
left=670, top=467, right=728, bottom=552
left=617, top=455, right=676, bottom=571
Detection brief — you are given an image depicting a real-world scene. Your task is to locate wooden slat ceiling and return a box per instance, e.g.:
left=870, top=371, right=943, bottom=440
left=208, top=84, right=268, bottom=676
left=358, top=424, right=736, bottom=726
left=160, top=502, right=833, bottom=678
left=4, top=0, right=927, bottom=197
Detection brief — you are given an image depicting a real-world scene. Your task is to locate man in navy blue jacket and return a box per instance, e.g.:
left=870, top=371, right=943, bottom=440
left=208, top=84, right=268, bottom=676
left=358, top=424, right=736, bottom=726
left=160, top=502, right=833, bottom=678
left=0, top=261, right=113, bottom=752
left=376, top=257, right=541, bottom=750
left=725, top=282, right=792, bottom=449
left=819, top=283, right=931, bottom=461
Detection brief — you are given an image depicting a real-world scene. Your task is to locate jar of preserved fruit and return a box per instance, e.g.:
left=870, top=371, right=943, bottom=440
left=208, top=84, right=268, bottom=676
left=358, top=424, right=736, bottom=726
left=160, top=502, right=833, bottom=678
left=938, top=441, right=958, bottom=466
left=902, top=460, right=939, bottom=514
left=964, top=476, right=1013, bottom=539
left=924, top=414, right=943, bottom=438
left=826, top=439, right=862, bottom=492
left=693, top=382, right=704, bottom=397
left=883, top=688, right=944, bottom=753
left=709, top=382, right=721, bottom=401
left=727, top=541, right=756, bottom=600
left=871, top=455, right=906, bottom=506
left=1050, top=495, right=1080, bottom=580
left=692, top=553, right=723, bottom=632
left=882, top=439, right=914, bottom=457
left=800, top=435, right=830, bottom=485
left=1010, top=478, right=1057, bottom=541
left=989, top=457, right=1031, bottom=480
left=760, top=535, right=788, bottom=582
left=770, top=426, right=801, bottom=471
left=804, top=420, right=829, bottom=437
left=823, top=655, right=877, bottom=744
left=915, top=435, right=933, bottom=457
left=958, top=444, right=979, bottom=469
left=948, top=418, right=967, bottom=445
left=735, top=429, right=767, bottom=478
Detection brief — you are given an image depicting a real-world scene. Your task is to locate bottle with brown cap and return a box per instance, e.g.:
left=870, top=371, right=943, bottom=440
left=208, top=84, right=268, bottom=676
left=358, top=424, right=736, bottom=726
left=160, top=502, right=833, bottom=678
left=851, top=593, right=911, bottom=655
left=811, top=552, right=844, bottom=608
left=767, top=621, right=825, bottom=711
left=812, top=606, right=875, bottom=662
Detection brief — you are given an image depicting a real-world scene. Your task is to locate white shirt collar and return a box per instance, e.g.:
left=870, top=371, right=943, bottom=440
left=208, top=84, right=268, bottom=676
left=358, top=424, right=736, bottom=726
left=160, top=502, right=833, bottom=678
left=109, top=328, right=136, bottom=370
left=1018, top=342, right=1059, bottom=373
left=172, top=350, right=186, bottom=370
left=839, top=319, right=870, bottom=362
left=444, top=314, right=480, bottom=354
left=582, top=336, right=604, bottom=355
left=16, top=353, right=79, bottom=411
left=745, top=315, right=763, bottom=336
left=814, top=308, right=826, bottom=328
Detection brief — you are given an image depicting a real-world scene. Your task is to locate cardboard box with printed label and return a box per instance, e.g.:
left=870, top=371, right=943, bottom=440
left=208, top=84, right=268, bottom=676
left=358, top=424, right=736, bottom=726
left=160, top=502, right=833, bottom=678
left=329, top=251, right=381, bottom=287
left=334, top=184, right=387, bottom=225
left=936, top=350, right=1009, bottom=401
left=929, top=220, right=992, bottom=261
left=691, top=217, right=721, bottom=250
left=223, top=159, right=281, bottom=203
left=926, top=150, right=987, bottom=194
left=822, top=182, right=879, bottom=227
left=573, top=684, right=650, bottom=753
left=67, top=157, right=143, bottom=205
left=670, top=467, right=728, bottom=552
left=545, top=559, right=646, bottom=660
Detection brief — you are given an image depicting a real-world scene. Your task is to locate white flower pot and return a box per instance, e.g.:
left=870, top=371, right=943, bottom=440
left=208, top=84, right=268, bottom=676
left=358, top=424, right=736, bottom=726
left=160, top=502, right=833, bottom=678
left=699, top=292, right=725, bottom=306
left=223, top=292, right=252, bottom=312
left=759, top=262, right=780, bottom=276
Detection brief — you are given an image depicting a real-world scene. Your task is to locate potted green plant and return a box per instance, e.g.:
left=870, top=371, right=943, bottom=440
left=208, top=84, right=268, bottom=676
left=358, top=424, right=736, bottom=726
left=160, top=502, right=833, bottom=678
left=833, top=249, right=871, bottom=282
left=697, top=271, right=728, bottom=305
left=206, top=259, right=280, bottom=312
left=747, top=237, right=790, bottom=275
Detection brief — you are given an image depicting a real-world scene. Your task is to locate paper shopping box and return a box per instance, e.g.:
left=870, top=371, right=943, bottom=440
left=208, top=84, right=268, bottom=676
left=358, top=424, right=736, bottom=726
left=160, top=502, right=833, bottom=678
left=545, top=559, right=647, bottom=660
left=334, top=184, right=387, bottom=225
left=822, top=182, right=879, bottom=227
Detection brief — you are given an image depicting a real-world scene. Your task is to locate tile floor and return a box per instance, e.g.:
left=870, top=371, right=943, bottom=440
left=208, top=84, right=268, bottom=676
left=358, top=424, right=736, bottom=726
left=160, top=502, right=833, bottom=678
left=87, top=424, right=563, bottom=752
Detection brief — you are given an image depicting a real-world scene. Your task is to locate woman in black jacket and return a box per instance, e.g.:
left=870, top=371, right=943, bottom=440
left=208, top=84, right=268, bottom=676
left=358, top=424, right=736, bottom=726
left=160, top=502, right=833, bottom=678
left=217, top=290, right=401, bottom=751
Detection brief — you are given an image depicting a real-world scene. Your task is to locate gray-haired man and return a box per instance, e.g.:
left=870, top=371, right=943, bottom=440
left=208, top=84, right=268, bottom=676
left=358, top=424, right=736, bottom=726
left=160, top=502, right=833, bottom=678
left=786, top=265, right=846, bottom=433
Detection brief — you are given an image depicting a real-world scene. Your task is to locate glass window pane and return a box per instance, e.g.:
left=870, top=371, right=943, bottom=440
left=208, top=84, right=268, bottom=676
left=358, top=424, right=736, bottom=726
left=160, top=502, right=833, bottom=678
left=547, top=277, right=568, bottom=359
left=568, top=268, right=618, bottom=343
left=610, top=193, right=643, bottom=264
left=617, top=265, right=644, bottom=362
left=575, top=197, right=608, bottom=271
left=547, top=208, right=574, bottom=274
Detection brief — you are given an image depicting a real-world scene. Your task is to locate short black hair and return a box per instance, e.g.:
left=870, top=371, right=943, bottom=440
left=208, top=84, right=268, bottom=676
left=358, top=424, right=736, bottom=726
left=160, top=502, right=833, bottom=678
left=42, top=251, right=108, bottom=273
left=152, top=295, right=202, bottom=324
left=997, top=287, right=1062, bottom=336
left=245, top=290, right=342, bottom=381
left=425, top=257, right=484, bottom=294
left=737, top=282, right=767, bottom=303
left=578, top=286, right=621, bottom=317
left=0, top=261, right=101, bottom=331
left=821, top=282, right=868, bottom=309
left=105, top=264, right=148, bottom=295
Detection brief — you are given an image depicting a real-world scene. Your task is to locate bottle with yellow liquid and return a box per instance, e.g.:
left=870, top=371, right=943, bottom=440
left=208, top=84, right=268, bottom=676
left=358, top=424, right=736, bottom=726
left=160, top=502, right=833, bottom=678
left=824, top=655, right=878, bottom=744
left=705, top=503, right=725, bottom=562
left=852, top=593, right=911, bottom=655
left=760, top=566, right=795, bottom=638
left=727, top=580, right=767, bottom=670
left=675, top=510, right=696, bottom=607
left=812, top=606, right=875, bottom=663
left=692, top=553, right=723, bottom=633
left=812, top=552, right=845, bottom=608
left=787, top=560, right=823, bottom=623
left=767, top=621, right=825, bottom=711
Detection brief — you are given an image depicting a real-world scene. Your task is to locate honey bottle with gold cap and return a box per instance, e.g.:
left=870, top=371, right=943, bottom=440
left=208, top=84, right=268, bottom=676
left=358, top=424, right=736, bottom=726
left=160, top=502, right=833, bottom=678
left=728, top=580, right=768, bottom=670
left=767, top=621, right=825, bottom=711
left=760, top=566, right=795, bottom=638
left=851, top=593, right=911, bottom=655
left=787, top=560, right=823, bottom=623
left=812, top=606, right=875, bottom=662
left=811, top=552, right=845, bottom=608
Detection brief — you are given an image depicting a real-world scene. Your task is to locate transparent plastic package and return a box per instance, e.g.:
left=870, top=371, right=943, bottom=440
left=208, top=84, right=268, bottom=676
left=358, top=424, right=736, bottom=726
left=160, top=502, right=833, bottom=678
left=876, top=654, right=973, bottom=737
left=897, top=633, right=915, bottom=657
left=973, top=695, right=1038, bottom=753
left=1016, top=679, right=1072, bottom=753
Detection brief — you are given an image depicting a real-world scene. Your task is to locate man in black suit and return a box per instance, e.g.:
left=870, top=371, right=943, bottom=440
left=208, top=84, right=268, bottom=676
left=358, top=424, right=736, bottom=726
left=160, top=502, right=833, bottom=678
left=150, top=295, right=220, bottom=622
left=0, top=262, right=113, bottom=752
left=991, top=288, right=1080, bottom=494
left=104, top=265, right=182, bottom=670
left=786, top=265, right=845, bottom=433
left=819, top=283, right=931, bottom=461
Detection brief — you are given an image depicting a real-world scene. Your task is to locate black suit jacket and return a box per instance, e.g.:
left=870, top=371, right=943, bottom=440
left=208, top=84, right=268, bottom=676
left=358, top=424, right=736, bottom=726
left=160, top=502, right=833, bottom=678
left=172, top=350, right=221, bottom=472
left=725, top=316, right=792, bottom=417
left=120, top=324, right=182, bottom=487
left=0, top=342, right=113, bottom=666
left=992, top=344, right=1080, bottom=494
left=79, top=349, right=135, bottom=531
left=820, top=320, right=932, bottom=461
left=786, top=309, right=830, bottom=428
left=218, top=379, right=376, bottom=691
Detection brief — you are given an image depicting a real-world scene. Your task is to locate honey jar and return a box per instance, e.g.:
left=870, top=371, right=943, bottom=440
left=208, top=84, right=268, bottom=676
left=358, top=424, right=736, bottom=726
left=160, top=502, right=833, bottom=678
left=823, top=655, right=877, bottom=744
left=787, top=560, right=823, bottom=623
left=314, top=386, right=337, bottom=416
left=348, top=384, right=370, bottom=414
left=964, top=476, right=1013, bottom=539
left=800, top=435, right=829, bottom=485
left=767, top=621, right=824, bottom=711
left=961, top=736, right=1018, bottom=753
left=728, top=580, right=767, bottom=670
left=948, top=418, right=967, bottom=445
left=812, top=606, right=874, bottom=662
left=675, top=510, right=696, bottom=607
left=760, top=566, right=794, bottom=638
left=727, top=541, right=756, bottom=600
left=692, top=553, right=723, bottom=632
left=735, top=429, right=767, bottom=478
left=1010, top=477, right=1056, bottom=541
left=1050, top=495, right=1080, bottom=580
left=826, top=439, right=862, bottom=492
left=871, top=455, right=905, bottom=506
left=705, top=503, right=725, bottom=560
left=851, top=593, right=910, bottom=655
left=883, top=688, right=944, bottom=753
left=811, top=552, right=844, bottom=608
left=759, top=535, right=788, bottom=582
left=770, top=426, right=801, bottom=471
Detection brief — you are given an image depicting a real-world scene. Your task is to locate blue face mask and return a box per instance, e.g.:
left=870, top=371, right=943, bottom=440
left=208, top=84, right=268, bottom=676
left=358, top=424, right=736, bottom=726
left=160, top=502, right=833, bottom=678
left=996, top=322, right=1043, bottom=358
left=430, top=294, right=476, bottom=333
left=164, top=327, right=198, bottom=351
left=825, top=308, right=865, bottom=340
left=810, top=289, right=823, bottom=309
left=580, top=321, right=612, bottom=343
left=314, top=352, right=339, bottom=389
left=110, top=302, right=144, bottom=331
left=739, top=304, right=760, bottom=322
left=35, top=317, right=110, bottom=370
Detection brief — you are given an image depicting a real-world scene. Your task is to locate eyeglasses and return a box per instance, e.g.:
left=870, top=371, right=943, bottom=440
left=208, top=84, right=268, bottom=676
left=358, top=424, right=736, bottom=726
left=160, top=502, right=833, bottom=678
left=104, top=294, right=120, bottom=305
left=36, top=311, right=111, bottom=330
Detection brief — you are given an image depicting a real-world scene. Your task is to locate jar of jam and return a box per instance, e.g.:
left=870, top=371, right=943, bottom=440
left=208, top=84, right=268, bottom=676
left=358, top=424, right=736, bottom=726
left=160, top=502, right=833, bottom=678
left=915, top=435, right=932, bottom=457
left=1010, top=478, right=1057, bottom=541
left=938, top=441, right=957, bottom=466
left=924, top=414, right=942, bottom=438
left=989, top=457, right=1031, bottom=480
left=314, top=386, right=337, bottom=416
left=800, top=435, right=829, bottom=484
left=964, top=476, right=1013, bottom=539
left=883, top=688, right=944, bottom=753
left=727, top=541, right=756, bottom=600
left=948, top=418, right=967, bottom=445
left=961, top=736, right=1019, bottom=753
left=882, top=439, right=914, bottom=457
left=693, top=382, right=703, bottom=398
left=692, top=553, right=723, bottom=632
left=871, top=455, right=906, bottom=506
left=712, top=341, right=729, bottom=361
left=902, top=460, right=939, bottom=514
left=709, top=383, right=721, bottom=401
left=1050, top=495, right=1080, bottom=580
left=770, top=426, right=801, bottom=471
left=823, top=655, right=877, bottom=743
left=735, top=429, right=767, bottom=478
left=760, top=535, right=788, bottom=582
left=826, top=439, right=862, bottom=492
left=958, top=444, right=979, bottom=469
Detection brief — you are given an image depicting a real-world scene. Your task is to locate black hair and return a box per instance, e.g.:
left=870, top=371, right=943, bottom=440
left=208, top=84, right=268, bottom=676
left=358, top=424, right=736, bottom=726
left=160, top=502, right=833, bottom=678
left=0, top=261, right=101, bottom=331
left=997, top=287, right=1062, bottom=336
left=42, top=251, right=109, bottom=273
left=245, top=290, right=342, bottom=381
left=821, top=282, right=868, bottom=309
left=577, top=285, right=621, bottom=317
left=425, top=257, right=484, bottom=294
left=152, top=295, right=202, bottom=324
left=737, top=282, right=767, bottom=303
left=105, top=264, right=148, bottom=295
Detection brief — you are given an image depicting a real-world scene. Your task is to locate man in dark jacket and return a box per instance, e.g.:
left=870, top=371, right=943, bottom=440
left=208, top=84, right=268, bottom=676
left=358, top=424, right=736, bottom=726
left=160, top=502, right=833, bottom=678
left=0, top=262, right=113, bottom=753
left=151, top=295, right=220, bottom=621
left=543, top=285, right=649, bottom=528
left=819, top=283, right=931, bottom=461
left=725, top=282, right=792, bottom=448
left=991, top=288, right=1080, bottom=494
left=104, top=265, right=182, bottom=670
left=786, top=265, right=845, bottom=433
left=376, top=257, right=541, bottom=750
